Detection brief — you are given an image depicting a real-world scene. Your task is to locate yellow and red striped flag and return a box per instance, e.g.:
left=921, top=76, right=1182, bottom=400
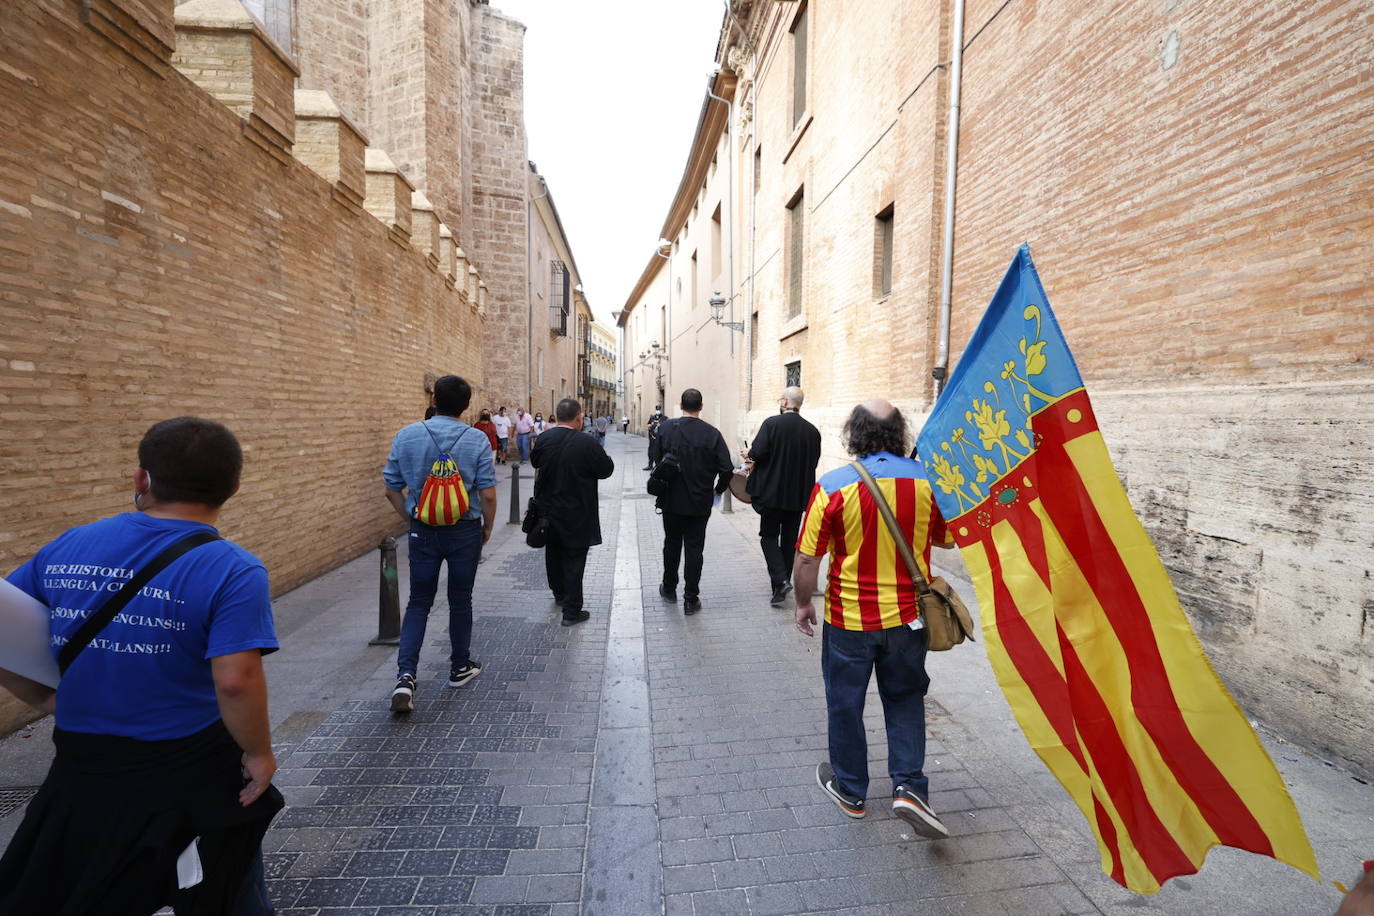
left=916, top=245, right=1318, bottom=893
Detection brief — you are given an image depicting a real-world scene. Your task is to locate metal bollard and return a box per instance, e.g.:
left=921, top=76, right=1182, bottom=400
left=720, top=487, right=733, bottom=514
left=369, top=536, right=401, bottom=646
left=508, top=461, right=521, bottom=524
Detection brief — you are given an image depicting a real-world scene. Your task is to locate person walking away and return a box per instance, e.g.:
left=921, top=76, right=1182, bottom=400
left=491, top=407, right=512, bottom=464
left=0, top=417, right=282, bottom=915
left=593, top=413, right=609, bottom=446
left=792, top=400, right=955, bottom=839
left=514, top=408, right=535, bottom=465
left=530, top=398, right=615, bottom=627
left=746, top=386, right=822, bottom=607
left=621, top=416, right=630, bottom=435
left=474, top=410, right=500, bottom=466
left=383, top=375, right=497, bottom=713
left=643, top=405, right=664, bottom=471
left=653, top=389, right=733, bottom=615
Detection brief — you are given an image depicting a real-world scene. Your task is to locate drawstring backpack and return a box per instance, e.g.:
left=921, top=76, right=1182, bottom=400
left=414, top=423, right=473, bottom=525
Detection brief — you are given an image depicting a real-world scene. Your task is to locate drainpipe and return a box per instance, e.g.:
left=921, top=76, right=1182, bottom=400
left=933, top=0, right=966, bottom=399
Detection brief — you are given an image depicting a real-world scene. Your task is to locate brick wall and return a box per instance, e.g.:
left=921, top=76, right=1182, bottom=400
left=0, top=2, right=484, bottom=607
left=715, top=0, right=1374, bottom=773
left=464, top=7, right=530, bottom=413
left=294, top=0, right=370, bottom=130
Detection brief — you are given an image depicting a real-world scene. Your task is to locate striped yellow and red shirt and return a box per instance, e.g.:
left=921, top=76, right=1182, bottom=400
left=796, top=452, right=952, bottom=631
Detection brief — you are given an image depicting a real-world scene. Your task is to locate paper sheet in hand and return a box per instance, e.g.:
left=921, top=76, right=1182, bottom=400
left=0, top=577, right=60, bottom=687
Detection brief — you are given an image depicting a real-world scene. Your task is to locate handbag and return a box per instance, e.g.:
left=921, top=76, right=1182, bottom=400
left=646, top=420, right=681, bottom=499
left=849, top=461, right=975, bottom=652
left=57, top=530, right=222, bottom=675
left=522, top=496, right=550, bottom=548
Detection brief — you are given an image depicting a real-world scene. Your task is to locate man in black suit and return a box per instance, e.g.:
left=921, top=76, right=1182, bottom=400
left=746, top=386, right=822, bottom=606
left=652, top=389, right=733, bottom=615
left=642, top=405, right=664, bottom=471
left=531, top=398, right=615, bottom=627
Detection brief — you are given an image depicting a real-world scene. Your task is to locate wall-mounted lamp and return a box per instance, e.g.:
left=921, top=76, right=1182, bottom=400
left=708, top=292, right=745, bottom=333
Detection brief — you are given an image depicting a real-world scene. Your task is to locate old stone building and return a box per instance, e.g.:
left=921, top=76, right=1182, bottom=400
left=0, top=0, right=543, bottom=728
left=621, top=0, right=1373, bottom=774
left=526, top=162, right=588, bottom=418
left=587, top=321, right=617, bottom=421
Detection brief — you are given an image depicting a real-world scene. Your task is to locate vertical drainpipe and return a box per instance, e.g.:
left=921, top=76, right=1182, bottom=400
left=933, top=0, right=966, bottom=400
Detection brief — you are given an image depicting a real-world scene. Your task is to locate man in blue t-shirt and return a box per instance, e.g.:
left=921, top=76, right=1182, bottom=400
left=383, top=374, right=497, bottom=713
left=0, top=416, right=280, bottom=914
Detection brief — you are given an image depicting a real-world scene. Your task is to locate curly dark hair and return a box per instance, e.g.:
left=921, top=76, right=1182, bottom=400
left=842, top=403, right=909, bottom=458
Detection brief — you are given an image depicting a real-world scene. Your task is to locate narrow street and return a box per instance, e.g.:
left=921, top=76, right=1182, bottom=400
left=0, top=431, right=1366, bottom=914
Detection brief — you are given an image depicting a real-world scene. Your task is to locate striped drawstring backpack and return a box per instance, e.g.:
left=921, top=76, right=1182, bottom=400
left=413, top=423, right=471, bottom=525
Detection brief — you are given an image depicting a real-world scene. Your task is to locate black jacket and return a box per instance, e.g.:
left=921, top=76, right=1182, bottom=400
left=531, top=426, right=615, bottom=548
left=746, top=410, right=822, bottom=511
left=652, top=416, right=733, bottom=517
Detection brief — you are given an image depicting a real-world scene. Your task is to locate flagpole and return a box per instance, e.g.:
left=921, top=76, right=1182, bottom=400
left=933, top=0, right=966, bottom=399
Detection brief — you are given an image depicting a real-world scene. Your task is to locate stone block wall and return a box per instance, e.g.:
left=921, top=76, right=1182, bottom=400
left=0, top=1, right=485, bottom=602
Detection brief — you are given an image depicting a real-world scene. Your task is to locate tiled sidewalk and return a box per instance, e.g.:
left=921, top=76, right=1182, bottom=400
left=260, top=432, right=1361, bottom=915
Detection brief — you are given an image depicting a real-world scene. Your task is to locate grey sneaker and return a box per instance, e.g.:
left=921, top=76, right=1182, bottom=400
left=390, top=674, right=416, bottom=714
left=816, top=762, right=865, bottom=819
left=893, top=785, right=948, bottom=838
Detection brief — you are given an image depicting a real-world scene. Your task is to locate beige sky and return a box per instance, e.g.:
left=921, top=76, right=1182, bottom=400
left=492, top=0, right=726, bottom=327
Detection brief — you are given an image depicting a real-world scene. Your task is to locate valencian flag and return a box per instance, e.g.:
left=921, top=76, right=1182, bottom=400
left=916, top=245, right=1317, bottom=893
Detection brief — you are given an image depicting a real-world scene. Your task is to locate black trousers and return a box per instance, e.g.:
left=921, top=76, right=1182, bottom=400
left=756, top=506, right=802, bottom=588
left=545, top=534, right=589, bottom=615
left=661, top=512, right=709, bottom=599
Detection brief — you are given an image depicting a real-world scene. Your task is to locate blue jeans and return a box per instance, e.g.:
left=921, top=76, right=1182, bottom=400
left=517, top=432, right=531, bottom=462
left=821, top=621, right=931, bottom=800
left=397, top=518, right=483, bottom=678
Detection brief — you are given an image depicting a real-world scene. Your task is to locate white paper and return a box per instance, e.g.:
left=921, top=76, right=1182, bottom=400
left=0, top=577, right=61, bottom=688
left=176, top=836, right=204, bottom=889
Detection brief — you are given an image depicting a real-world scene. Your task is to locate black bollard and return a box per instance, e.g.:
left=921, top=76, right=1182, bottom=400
left=369, top=536, right=401, bottom=646
left=508, top=461, right=521, bottom=524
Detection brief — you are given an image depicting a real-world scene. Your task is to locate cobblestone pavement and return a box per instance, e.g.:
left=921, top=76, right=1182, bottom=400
left=262, top=432, right=1367, bottom=915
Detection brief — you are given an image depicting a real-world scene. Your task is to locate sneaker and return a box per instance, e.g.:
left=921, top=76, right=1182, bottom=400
left=783, top=580, right=795, bottom=596
left=448, top=661, right=482, bottom=688
left=658, top=583, right=677, bottom=602
left=561, top=610, right=591, bottom=627
left=390, top=674, right=416, bottom=714
left=893, top=785, right=948, bottom=838
left=769, top=585, right=787, bottom=607
left=816, top=762, right=865, bottom=818
left=683, top=597, right=701, bottom=615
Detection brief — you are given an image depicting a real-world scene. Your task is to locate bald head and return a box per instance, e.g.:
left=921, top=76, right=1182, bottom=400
left=843, top=399, right=909, bottom=458
left=781, top=387, right=805, bottom=409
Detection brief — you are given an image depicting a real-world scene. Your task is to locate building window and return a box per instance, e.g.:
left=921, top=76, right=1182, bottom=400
left=785, top=360, right=801, bottom=388
left=549, top=260, right=569, bottom=336
left=875, top=204, right=894, bottom=298
left=791, top=4, right=808, bottom=129
left=786, top=188, right=805, bottom=319
left=710, top=205, right=722, bottom=286
left=753, top=146, right=762, bottom=196
left=690, top=251, right=699, bottom=310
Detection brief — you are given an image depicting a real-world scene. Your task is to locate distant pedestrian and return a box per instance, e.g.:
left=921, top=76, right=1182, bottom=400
left=0, top=417, right=282, bottom=914
left=746, top=386, right=822, bottom=607
left=643, top=405, right=664, bottom=471
left=474, top=410, right=500, bottom=464
left=794, top=400, right=954, bottom=839
left=533, top=412, right=546, bottom=435
left=652, top=389, right=732, bottom=614
left=531, top=398, right=615, bottom=627
left=621, top=416, right=630, bottom=435
left=515, top=408, right=535, bottom=465
left=593, top=413, right=609, bottom=446
left=491, top=407, right=512, bottom=464
left=383, top=376, right=497, bottom=713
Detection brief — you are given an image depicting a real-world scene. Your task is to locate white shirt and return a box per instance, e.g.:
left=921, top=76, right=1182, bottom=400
left=492, top=415, right=512, bottom=437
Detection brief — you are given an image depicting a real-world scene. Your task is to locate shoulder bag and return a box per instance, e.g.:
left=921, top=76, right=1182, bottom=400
left=849, top=461, right=975, bottom=652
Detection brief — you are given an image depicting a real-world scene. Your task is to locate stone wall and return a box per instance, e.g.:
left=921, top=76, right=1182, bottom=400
left=0, top=0, right=486, bottom=727
left=722, top=0, right=1374, bottom=773
left=465, top=6, right=530, bottom=413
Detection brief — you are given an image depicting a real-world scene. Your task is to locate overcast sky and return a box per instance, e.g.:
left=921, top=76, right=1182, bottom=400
left=491, top=0, right=725, bottom=327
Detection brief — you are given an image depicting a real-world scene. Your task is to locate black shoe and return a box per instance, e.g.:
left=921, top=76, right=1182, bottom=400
left=893, top=785, right=948, bottom=838
left=683, top=597, right=701, bottom=615
left=448, top=661, right=482, bottom=688
left=769, top=585, right=787, bottom=608
left=390, top=674, right=416, bottom=714
left=816, top=762, right=865, bottom=818
left=783, top=580, right=795, bottom=596
left=561, top=610, right=591, bottom=627
left=659, top=584, right=677, bottom=602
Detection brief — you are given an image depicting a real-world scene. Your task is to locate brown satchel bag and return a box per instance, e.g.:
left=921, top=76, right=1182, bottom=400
left=850, top=461, right=975, bottom=651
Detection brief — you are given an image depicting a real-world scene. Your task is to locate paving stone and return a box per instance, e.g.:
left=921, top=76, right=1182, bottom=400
left=662, top=863, right=716, bottom=894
